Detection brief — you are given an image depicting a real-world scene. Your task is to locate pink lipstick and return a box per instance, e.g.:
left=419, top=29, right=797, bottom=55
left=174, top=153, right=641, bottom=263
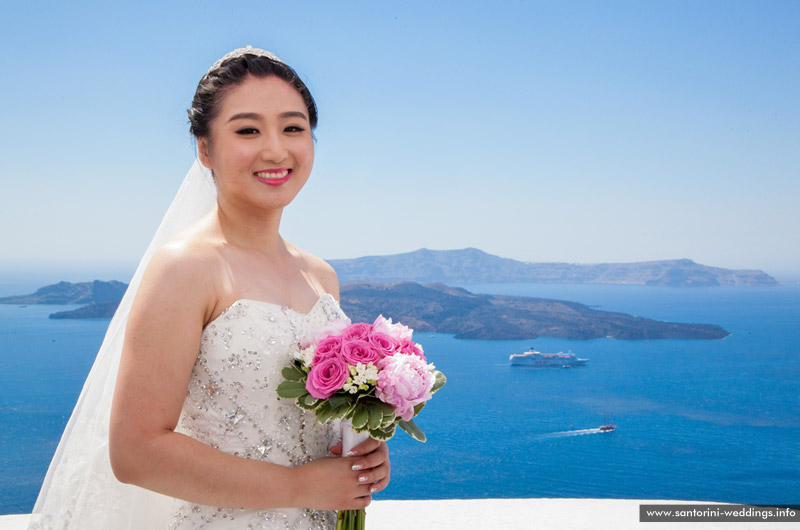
left=254, top=168, right=292, bottom=186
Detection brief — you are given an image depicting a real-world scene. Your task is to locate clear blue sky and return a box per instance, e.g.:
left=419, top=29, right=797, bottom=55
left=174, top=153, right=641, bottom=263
left=1, top=0, right=798, bottom=280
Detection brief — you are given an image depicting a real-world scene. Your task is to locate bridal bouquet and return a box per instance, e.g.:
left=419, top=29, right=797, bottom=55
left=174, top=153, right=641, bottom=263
left=277, top=315, right=446, bottom=530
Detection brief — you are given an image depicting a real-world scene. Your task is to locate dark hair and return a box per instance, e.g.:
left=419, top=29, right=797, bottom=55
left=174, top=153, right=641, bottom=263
left=188, top=53, right=318, bottom=138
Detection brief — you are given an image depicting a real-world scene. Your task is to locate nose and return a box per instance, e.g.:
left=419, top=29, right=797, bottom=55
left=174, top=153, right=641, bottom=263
left=260, top=130, right=288, bottom=163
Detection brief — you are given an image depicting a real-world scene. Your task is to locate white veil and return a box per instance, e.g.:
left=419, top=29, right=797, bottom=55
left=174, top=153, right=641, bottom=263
left=28, top=160, right=218, bottom=529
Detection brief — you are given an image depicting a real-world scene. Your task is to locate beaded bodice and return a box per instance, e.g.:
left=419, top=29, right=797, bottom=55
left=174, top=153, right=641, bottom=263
left=169, top=294, right=346, bottom=530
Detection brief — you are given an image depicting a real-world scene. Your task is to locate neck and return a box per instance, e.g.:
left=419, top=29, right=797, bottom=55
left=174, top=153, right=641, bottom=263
left=213, top=198, right=287, bottom=256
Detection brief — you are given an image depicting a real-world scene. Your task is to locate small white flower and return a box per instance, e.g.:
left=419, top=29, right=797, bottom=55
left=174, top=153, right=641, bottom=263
left=294, top=346, right=315, bottom=367
left=351, top=362, right=379, bottom=388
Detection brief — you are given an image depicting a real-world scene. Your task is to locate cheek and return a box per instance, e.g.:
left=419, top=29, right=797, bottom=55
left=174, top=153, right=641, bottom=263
left=293, top=139, right=315, bottom=176
left=220, top=148, right=263, bottom=182
left=299, top=139, right=314, bottom=163
left=232, top=143, right=260, bottom=167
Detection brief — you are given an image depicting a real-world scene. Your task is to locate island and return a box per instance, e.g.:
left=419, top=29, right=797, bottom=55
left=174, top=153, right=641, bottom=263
left=49, top=301, right=121, bottom=319
left=2, top=280, right=730, bottom=340
left=329, top=248, right=778, bottom=287
left=340, top=281, right=729, bottom=340
left=0, top=280, right=125, bottom=319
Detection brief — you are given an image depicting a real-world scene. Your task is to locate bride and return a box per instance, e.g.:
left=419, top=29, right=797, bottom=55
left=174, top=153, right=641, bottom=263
left=28, top=46, right=390, bottom=529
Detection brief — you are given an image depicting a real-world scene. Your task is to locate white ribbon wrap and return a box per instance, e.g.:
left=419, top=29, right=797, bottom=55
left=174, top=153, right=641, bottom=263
left=341, top=418, right=371, bottom=455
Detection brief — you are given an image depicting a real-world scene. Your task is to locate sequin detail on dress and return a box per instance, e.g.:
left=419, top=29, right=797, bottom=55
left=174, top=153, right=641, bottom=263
left=169, top=294, right=345, bottom=529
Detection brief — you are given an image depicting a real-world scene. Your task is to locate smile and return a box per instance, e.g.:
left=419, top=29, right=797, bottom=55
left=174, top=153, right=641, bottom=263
left=254, top=169, right=292, bottom=186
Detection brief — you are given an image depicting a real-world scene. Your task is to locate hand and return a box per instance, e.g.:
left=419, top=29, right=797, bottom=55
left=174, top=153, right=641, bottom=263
left=330, top=437, right=391, bottom=495
left=292, top=455, right=373, bottom=511
left=293, top=438, right=390, bottom=511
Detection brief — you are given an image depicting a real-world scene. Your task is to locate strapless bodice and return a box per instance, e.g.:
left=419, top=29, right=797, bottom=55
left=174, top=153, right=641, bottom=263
left=169, top=294, right=346, bottom=529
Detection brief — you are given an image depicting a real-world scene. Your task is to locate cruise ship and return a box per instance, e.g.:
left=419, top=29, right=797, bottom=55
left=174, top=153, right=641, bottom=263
left=509, top=348, right=588, bottom=367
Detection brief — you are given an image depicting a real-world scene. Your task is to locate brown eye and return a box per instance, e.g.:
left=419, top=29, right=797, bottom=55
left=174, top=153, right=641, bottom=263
left=236, top=127, right=259, bottom=135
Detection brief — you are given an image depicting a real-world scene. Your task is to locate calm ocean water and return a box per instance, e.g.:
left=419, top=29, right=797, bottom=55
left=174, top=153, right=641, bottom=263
left=1, top=282, right=798, bottom=513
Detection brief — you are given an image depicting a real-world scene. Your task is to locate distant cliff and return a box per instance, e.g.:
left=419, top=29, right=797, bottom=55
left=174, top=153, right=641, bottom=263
left=329, top=248, right=777, bottom=287
left=340, top=281, right=729, bottom=340
left=48, top=301, right=121, bottom=319
left=4, top=279, right=730, bottom=339
left=0, top=280, right=127, bottom=305
left=0, top=280, right=126, bottom=319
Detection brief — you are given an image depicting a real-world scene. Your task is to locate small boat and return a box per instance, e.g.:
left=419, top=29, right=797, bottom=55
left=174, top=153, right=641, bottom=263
left=599, top=413, right=616, bottom=433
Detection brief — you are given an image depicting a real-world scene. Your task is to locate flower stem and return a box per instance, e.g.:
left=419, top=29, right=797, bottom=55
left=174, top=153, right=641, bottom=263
left=336, top=508, right=366, bottom=530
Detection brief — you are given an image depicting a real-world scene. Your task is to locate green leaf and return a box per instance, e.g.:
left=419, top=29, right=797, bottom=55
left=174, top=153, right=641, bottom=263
left=276, top=380, right=308, bottom=398
left=398, top=419, right=427, bottom=442
left=367, top=403, right=383, bottom=430
left=327, top=394, right=353, bottom=411
left=431, top=371, right=447, bottom=394
left=315, top=402, right=334, bottom=424
left=413, top=401, right=426, bottom=417
left=281, top=364, right=305, bottom=382
left=351, top=404, right=369, bottom=430
left=330, top=403, right=352, bottom=421
left=369, top=423, right=396, bottom=441
left=377, top=402, right=397, bottom=428
left=297, top=392, right=320, bottom=410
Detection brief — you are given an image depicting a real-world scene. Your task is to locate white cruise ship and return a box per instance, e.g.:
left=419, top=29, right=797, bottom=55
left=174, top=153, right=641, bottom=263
left=509, top=348, right=588, bottom=367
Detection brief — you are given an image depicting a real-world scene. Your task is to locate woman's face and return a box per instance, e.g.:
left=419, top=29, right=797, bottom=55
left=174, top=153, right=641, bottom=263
left=198, top=75, right=314, bottom=213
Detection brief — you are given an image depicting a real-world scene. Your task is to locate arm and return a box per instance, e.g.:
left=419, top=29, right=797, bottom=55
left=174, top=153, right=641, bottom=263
left=108, top=244, right=383, bottom=509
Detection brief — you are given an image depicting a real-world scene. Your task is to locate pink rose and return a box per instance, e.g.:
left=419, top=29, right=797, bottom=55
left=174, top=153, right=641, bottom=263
left=306, top=357, right=349, bottom=399
left=372, top=315, right=413, bottom=342
left=341, top=339, right=382, bottom=366
left=368, top=332, right=400, bottom=358
left=398, top=339, right=425, bottom=360
left=375, top=353, right=435, bottom=421
left=342, top=322, right=372, bottom=341
left=313, top=336, right=343, bottom=365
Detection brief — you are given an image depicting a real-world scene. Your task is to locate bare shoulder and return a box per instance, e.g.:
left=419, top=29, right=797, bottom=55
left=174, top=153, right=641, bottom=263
left=132, top=235, right=220, bottom=326
left=293, top=247, right=340, bottom=301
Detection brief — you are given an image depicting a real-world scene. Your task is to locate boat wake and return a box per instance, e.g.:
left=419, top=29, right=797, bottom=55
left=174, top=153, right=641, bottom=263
left=534, top=428, right=604, bottom=439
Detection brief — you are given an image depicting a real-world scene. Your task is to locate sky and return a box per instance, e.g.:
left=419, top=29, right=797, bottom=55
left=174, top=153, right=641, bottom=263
left=1, top=0, right=798, bottom=282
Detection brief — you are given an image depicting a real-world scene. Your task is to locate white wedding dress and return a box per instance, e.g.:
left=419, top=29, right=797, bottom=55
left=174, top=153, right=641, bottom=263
left=169, top=295, right=345, bottom=529
left=28, top=161, right=346, bottom=530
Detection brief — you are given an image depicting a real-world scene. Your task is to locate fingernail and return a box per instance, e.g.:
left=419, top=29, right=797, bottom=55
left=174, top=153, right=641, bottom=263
left=370, top=486, right=378, bottom=493
left=351, top=464, right=362, bottom=471
left=358, top=475, right=369, bottom=482
left=346, top=450, right=357, bottom=457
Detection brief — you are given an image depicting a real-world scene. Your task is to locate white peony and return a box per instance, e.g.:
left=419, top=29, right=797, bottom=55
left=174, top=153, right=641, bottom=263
left=372, top=314, right=413, bottom=341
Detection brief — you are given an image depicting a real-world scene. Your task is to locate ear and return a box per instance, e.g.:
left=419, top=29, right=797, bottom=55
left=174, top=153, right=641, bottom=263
left=197, top=137, right=213, bottom=169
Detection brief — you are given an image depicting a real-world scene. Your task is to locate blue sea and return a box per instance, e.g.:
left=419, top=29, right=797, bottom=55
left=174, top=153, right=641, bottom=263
left=1, top=282, right=799, bottom=514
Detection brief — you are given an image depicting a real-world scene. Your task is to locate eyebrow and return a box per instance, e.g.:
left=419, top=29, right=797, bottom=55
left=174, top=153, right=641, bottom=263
left=227, top=111, right=308, bottom=123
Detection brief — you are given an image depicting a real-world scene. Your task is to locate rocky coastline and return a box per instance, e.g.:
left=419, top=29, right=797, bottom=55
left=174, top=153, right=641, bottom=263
left=1, top=279, right=729, bottom=340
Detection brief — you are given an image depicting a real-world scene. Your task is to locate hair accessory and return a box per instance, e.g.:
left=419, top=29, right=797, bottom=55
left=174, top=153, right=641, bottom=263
left=206, top=45, right=282, bottom=75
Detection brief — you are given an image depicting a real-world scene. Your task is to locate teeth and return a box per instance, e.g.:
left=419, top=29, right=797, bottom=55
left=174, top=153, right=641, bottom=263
left=256, top=169, right=290, bottom=179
